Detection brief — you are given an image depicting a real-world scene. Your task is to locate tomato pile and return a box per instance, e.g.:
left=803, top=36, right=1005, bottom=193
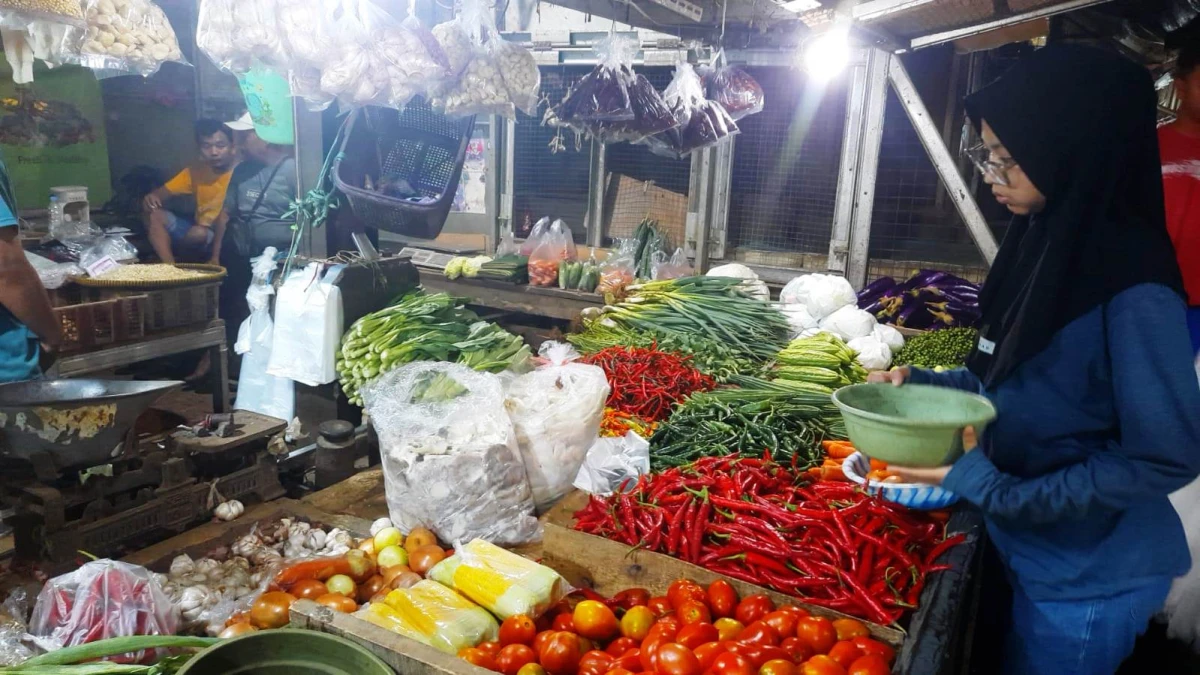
left=574, top=455, right=964, bottom=624
left=458, top=579, right=894, bottom=675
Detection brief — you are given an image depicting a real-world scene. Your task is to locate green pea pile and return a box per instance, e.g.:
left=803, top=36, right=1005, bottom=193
left=893, top=327, right=979, bottom=369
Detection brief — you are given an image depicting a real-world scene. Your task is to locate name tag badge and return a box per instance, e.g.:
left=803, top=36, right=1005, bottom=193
left=978, top=337, right=996, bottom=355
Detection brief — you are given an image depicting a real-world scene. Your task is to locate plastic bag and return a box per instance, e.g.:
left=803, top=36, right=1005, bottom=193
left=554, top=34, right=635, bottom=127
left=267, top=262, right=344, bottom=387
left=819, top=305, right=877, bottom=341
left=232, top=0, right=287, bottom=71
left=365, top=361, right=540, bottom=546
left=0, top=589, right=32, bottom=667
left=429, top=539, right=571, bottom=620
left=598, top=238, right=637, bottom=297
left=848, top=335, right=892, bottom=371
left=781, top=304, right=818, bottom=339
left=504, top=342, right=609, bottom=512
left=519, top=217, right=550, bottom=256
left=574, top=431, right=650, bottom=496
left=0, top=0, right=84, bottom=30
left=61, top=0, right=187, bottom=77
left=644, top=63, right=738, bottom=158
left=528, top=219, right=574, bottom=287
left=29, top=559, right=177, bottom=660
left=234, top=249, right=294, bottom=421
left=26, top=251, right=81, bottom=289
left=195, top=0, right=241, bottom=72
left=431, top=0, right=526, bottom=118
left=706, top=63, right=764, bottom=121
left=872, top=322, right=905, bottom=353
left=651, top=247, right=693, bottom=280
left=496, top=229, right=519, bottom=257
left=706, top=263, right=769, bottom=301
left=363, top=582, right=498, bottom=655
left=319, top=0, right=398, bottom=108
left=780, top=273, right=857, bottom=320
left=80, top=235, right=137, bottom=270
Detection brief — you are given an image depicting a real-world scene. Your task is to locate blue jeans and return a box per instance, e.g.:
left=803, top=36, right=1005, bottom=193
left=1002, top=578, right=1171, bottom=674
left=1187, top=306, right=1200, bottom=356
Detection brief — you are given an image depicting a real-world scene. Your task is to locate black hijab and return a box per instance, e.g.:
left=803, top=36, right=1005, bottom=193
left=963, top=45, right=1184, bottom=387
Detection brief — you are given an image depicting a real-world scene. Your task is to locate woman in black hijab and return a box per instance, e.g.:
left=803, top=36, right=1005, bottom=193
left=872, top=45, right=1200, bottom=673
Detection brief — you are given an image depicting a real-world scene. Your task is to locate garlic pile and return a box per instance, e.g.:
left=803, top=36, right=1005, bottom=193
left=214, top=499, right=244, bottom=522
left=69, top=0, right=184, bottom=75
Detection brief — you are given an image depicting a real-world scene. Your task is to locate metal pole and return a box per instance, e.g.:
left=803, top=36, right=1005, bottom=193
left=908, top=0, right=1114, bottom=50
left=887, top=57, right=999, bottom=264
left=829, top=52, right=870, bottom=274
left=292, top=101, right=326, bottom=258
left=708, top=136, right=733, bottom=264
left=586, top=139, right=606, bottom=248
left=846, top=48, right=890, bottom=290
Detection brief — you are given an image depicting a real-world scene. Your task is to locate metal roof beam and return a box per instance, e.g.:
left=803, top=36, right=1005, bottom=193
left=851, top=0, right=939, bottom=22
left=908, top=0, right=1114, bottom=50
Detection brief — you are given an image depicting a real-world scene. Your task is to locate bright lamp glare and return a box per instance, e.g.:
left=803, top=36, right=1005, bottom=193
left=803, top=29, right=850, bottom=81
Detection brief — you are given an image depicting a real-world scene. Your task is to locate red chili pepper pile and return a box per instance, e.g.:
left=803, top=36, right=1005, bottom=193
left=583, top=345, right=716, bottom=422
left=573, top=454, right=965, bottom=626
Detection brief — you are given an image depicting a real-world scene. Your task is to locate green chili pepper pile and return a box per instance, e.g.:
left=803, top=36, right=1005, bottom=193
left=568, top=321, right=759, bottom=382
left=892, top=327, right=979, bottom=369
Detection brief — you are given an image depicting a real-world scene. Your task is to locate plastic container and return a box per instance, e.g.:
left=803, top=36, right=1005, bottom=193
left=237, top=66, right=295, bottom=145
left=176, top=628, right=393, bottom=675
left=841, top=452, right=959, bottom=510
left=831, top=383, right=996, bottom=467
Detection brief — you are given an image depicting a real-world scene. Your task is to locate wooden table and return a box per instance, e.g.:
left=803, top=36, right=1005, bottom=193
left=419, top=274, right=601, bottom=322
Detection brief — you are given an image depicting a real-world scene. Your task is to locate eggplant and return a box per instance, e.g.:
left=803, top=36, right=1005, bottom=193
left=857, top=277, right=896, bottom=307
left=896, top=302, right=935, bottom=329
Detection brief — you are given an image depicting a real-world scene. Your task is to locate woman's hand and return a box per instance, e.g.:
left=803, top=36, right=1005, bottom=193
left=867, top=366, right=910, bottom=386
left=888, top=426, right=978, bottom=486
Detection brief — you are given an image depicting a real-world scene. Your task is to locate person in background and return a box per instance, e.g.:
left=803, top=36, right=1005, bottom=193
left=872, top=46, right=1200, bottom=673
left=0, top=155, right=59, bottom=381
left=1161, top=40, right=1200, bottom=354
left=142, top=119, right=237, bottom=265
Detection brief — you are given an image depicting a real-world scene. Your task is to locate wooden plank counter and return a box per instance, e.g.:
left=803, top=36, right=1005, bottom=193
left=420, top=274, right=601, bottom=321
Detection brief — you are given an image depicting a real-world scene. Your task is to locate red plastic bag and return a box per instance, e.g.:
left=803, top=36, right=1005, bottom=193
left=528, top=219, right=576, bottom=286
left=29, top=559, right=178, bottom=663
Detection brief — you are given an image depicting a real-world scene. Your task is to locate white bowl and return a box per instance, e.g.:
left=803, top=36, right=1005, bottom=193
left=841, top=452, right=960, bottom=510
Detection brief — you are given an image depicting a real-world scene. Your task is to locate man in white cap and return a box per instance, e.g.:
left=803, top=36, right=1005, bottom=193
left=216, top=112, right=297, bottom=260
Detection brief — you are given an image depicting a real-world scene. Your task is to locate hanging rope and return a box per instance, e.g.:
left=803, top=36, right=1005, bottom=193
left=281, top=116, right=350, bottom=277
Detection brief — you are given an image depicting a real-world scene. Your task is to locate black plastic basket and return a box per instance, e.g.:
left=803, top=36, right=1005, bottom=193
left=333, top=101, right=476, bottom=239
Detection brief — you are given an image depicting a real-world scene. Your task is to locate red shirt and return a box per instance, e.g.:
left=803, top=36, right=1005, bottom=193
left=1160, top=125, right=1200, bottom=306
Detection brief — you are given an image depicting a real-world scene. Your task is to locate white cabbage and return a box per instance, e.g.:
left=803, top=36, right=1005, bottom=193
left=819, top=305, right=877, bottom=341
left=779, top=274, right=856, bottom=321
left=848, top=336, right=892, bottom=371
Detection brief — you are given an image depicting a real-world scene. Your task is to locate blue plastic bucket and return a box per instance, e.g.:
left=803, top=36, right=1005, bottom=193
left=237, top=66, right=294, bottom=145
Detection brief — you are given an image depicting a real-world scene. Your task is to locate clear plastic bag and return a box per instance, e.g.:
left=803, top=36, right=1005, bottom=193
left=705, top=61, right=764, bottom=121
left=195, top=0, right=241, bottom=73
left=364, top=361, right=540, bottom=546
left=319, top=0, right=396, bottom=109
left=554, top=33, right=635, bottom=127
left=496, top=229, right=519, bottom=257
left=643, top=62, right=738, bottom=159
left=598, top=238, right=637, bottom=297
left=573, top=431, right=650, bottom=496
left=504, top=341, right=610, bottom=512
left=362, top=581, right=498, bottom=655
left=598, top=72, right=678, bottom=144
left=651, top=247, right=692, bottom=280
left=61, top=0, right=187, bottom=77
left=0, top=0, right=84, bottom=30
left=518, top=216, right=550, bottom=256
left=0, top=589, right=32, bottom=667
left=231, top=0, right=287, bottom=71
left=428, top=539, right=571, bottom=620
left=29, top=559, right=178, bottom=661
left=528, top=220, right=574, bottom=287
left=495, top=36, right=539, bottom=116
left=80, top=234, right=137, bottom=270
left=234, top=248, right=294, bottom=421
left=267, top=262, right=344, bottom=387
left=431, top=0, right=523, bottom=118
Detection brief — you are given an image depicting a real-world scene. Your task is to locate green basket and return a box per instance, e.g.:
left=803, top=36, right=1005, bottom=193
left=832, top=383, right=997, bottom=467
left=238, top=65, right=294, bottom=145
left=177, top=629, right=393, bottom=675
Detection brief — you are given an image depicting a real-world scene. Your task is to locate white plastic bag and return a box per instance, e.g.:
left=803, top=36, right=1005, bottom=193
left=365, top=361, right=540, bottom=545
left=196, top=0, right=241, bottom=72
left=80, top=235, right=137, bottom=269
left=431, top=0, right=535, bottom=118
left=60, top=0, right=187, bottom=77
left=573, top=431, right=650, bottom=496
left=781, top=304, right=817, bottom=339
left=234, top=249, right=294, bottom=421
left=780, top=273, right=857, bottom=321
left=504, top=342, right=609, bottom=512
left=267, top=262, right=343, bottom=387
left=873, top=322, right=905, bottom=353
left=847, top=335, right=892, bottom=371
left=819, top=305, right=877, bottom=341
left=706, top=263, right=769, bottom=301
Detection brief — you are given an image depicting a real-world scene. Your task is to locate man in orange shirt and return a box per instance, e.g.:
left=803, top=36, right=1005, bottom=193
left=1160, top=42, right=1200, bottom=354
left=142, top=119, right=237, bottom=265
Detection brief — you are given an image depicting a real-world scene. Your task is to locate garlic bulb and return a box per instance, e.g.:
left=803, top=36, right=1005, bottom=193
left=369, top=518, right=393, bottom=537
left=327, top=529, right=353, bottom=549
left=231, top=534, right=262, bottom=558
left=169, top=554, right=195, bottom=577
left=195, top=558, right=221, bottom=576
left=214, top=500, right=244, bottom=522
left=306, top=530, right=327, bottom=550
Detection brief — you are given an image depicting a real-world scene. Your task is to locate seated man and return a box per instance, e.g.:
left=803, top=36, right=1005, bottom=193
left=142, top=119, right=237, bottom=264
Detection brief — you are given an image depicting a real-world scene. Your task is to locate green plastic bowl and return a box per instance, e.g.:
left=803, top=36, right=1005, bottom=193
left=831, top=383, right=997, bottom=467
left=177, top=629, right=394, bottom=675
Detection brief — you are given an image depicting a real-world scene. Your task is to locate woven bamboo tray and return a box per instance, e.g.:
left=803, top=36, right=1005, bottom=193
left=73, top=263, right=227, bottom=289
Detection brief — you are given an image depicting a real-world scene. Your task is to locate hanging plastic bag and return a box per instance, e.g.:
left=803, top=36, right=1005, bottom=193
left=431, top=0, right=523, bottom=118
left=267, top=262, right=344, bottom=387
left=705, top=60, right=764, bottom=121
left=319, top=0, right=396, bottom=108
left=0, top=589, right=32, bottom=666
left=598, top=238, right=637, bottom=297
left=496, top=229, right=519, bottom=257
left=365, top=361, right=540, bottom=545
left=598, top=72, right=679, bottom=144
left=643, top=62, right=738, bottom=159
left=275, top=0, right=336, bottom=108
left=554, top=33, right=636, bottom=128
left=495, top=36, right=540, bottom=116
left=504, top=341, right=610, bottom=512
left=234, top=249, right=294, bottom=421
left=528, top=220, right=574, bottom=287
left=651, top=247, right=693, bottom=280
left=60, top=0, right=187, bottom=77
left=518, top=216, right=550, bottom=256
left=195, top=0, right=242, bottom=73
left=232, top=0, right=288, bottom=71
left=0, top=0, right=83, bottom=29
left=574, top=431, right=650, bottom=496
left=29, top=559, right=177, bottom=660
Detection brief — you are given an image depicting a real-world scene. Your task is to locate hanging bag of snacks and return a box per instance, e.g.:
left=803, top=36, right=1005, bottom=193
left=0, top=0, right=84, bottom=29
left=431, top=0, right=535, bottom=119
left=59, top=0, right=186, bottom=77
left=195, top=0, right=241, bottom=73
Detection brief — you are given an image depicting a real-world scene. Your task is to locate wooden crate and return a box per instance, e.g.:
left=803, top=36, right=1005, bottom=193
left=603, top=174, right=687, bottom=246
left=292, top=600, right=493, bottom=675
left=53, top=294, right=146, bottom=353
left=542, top=491, right=905, bottom=648
left=85, top=283, right=220, bottom=332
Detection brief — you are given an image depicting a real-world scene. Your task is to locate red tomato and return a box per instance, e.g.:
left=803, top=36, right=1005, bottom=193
left=726, top=643, right=789, bottom=668
left=761, top=612, right=799, bottom=642
left=496, top=644, right=538, bottom=675
left=707, top=580, right=739, bottom=619
left=533, top=631, right=559, bottom=655
left=758, top=659, right=796, bottom=675
left=648, top=597, right=674, bottom=618
left=825, top=642, right=862, bottom=670
left=478, top=641, right=502, bottom=658
left=736, top=622, right=780, bottom=647
left=575, top=600, right=620, bottom=641
left=694, top=642, right=726, bottom=671
left=554, top=613, right=577, bottom=633
left=667, top=581, right=707, bottom=611
left=518, top=664, right=548, bottom=675
left=459, top=647, right=497, bottom=671
left=778, top=638, right=814, bottom=664
left=849, top=638, right=894, bottom=665
left=735, top=596, right=775, bottom=626
left=540, top=633, right=583, bottom=675
left=777, top=607, right=810, bottom=622
left=677, top=600, right=712, bottom=626
left=677, top=623, right=720, bottom=649
left=606, top=637, right=639, bottom=657
left=501, top=616, right=538, bottom=646
left=799, top=655, right=846, bottom=675
left=711, top=652, right=756, bottom=675
left=714, top=618, right=745, bottom=641
left=831, top=620, right=869, bottom=642
left=621, top=606, right=656, bottom=641
left=614, top=649, right=642, bottom=672
left=578, top=650, right=615, bottom=675
left=639, top=639, right=665, bottom=673
left=608, top=670, right=636, bottom=675
left=613, top=588, right=652, bottom=610
left=655, top=643, right=702, bottom=675
left=578, top=638, right=596, bottom=655
left=795, top=617, right=837, bottom=655
left=649, top=617, right=682, bottom=643
left=846, top=655, right=889, bottom=675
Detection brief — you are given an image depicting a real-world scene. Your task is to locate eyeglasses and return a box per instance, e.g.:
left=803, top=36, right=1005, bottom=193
left=963, top=140, right=1017, bottom=187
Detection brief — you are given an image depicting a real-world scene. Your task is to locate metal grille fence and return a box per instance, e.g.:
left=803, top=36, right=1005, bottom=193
left=725, top=66, right=848, bottom=263
left=512, top=66, right=593, bottom=241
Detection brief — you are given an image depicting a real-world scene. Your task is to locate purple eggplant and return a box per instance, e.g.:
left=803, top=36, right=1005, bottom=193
left=897, top=302, right=936, bottom=329
left=858, top=277, right=897, bottom=307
